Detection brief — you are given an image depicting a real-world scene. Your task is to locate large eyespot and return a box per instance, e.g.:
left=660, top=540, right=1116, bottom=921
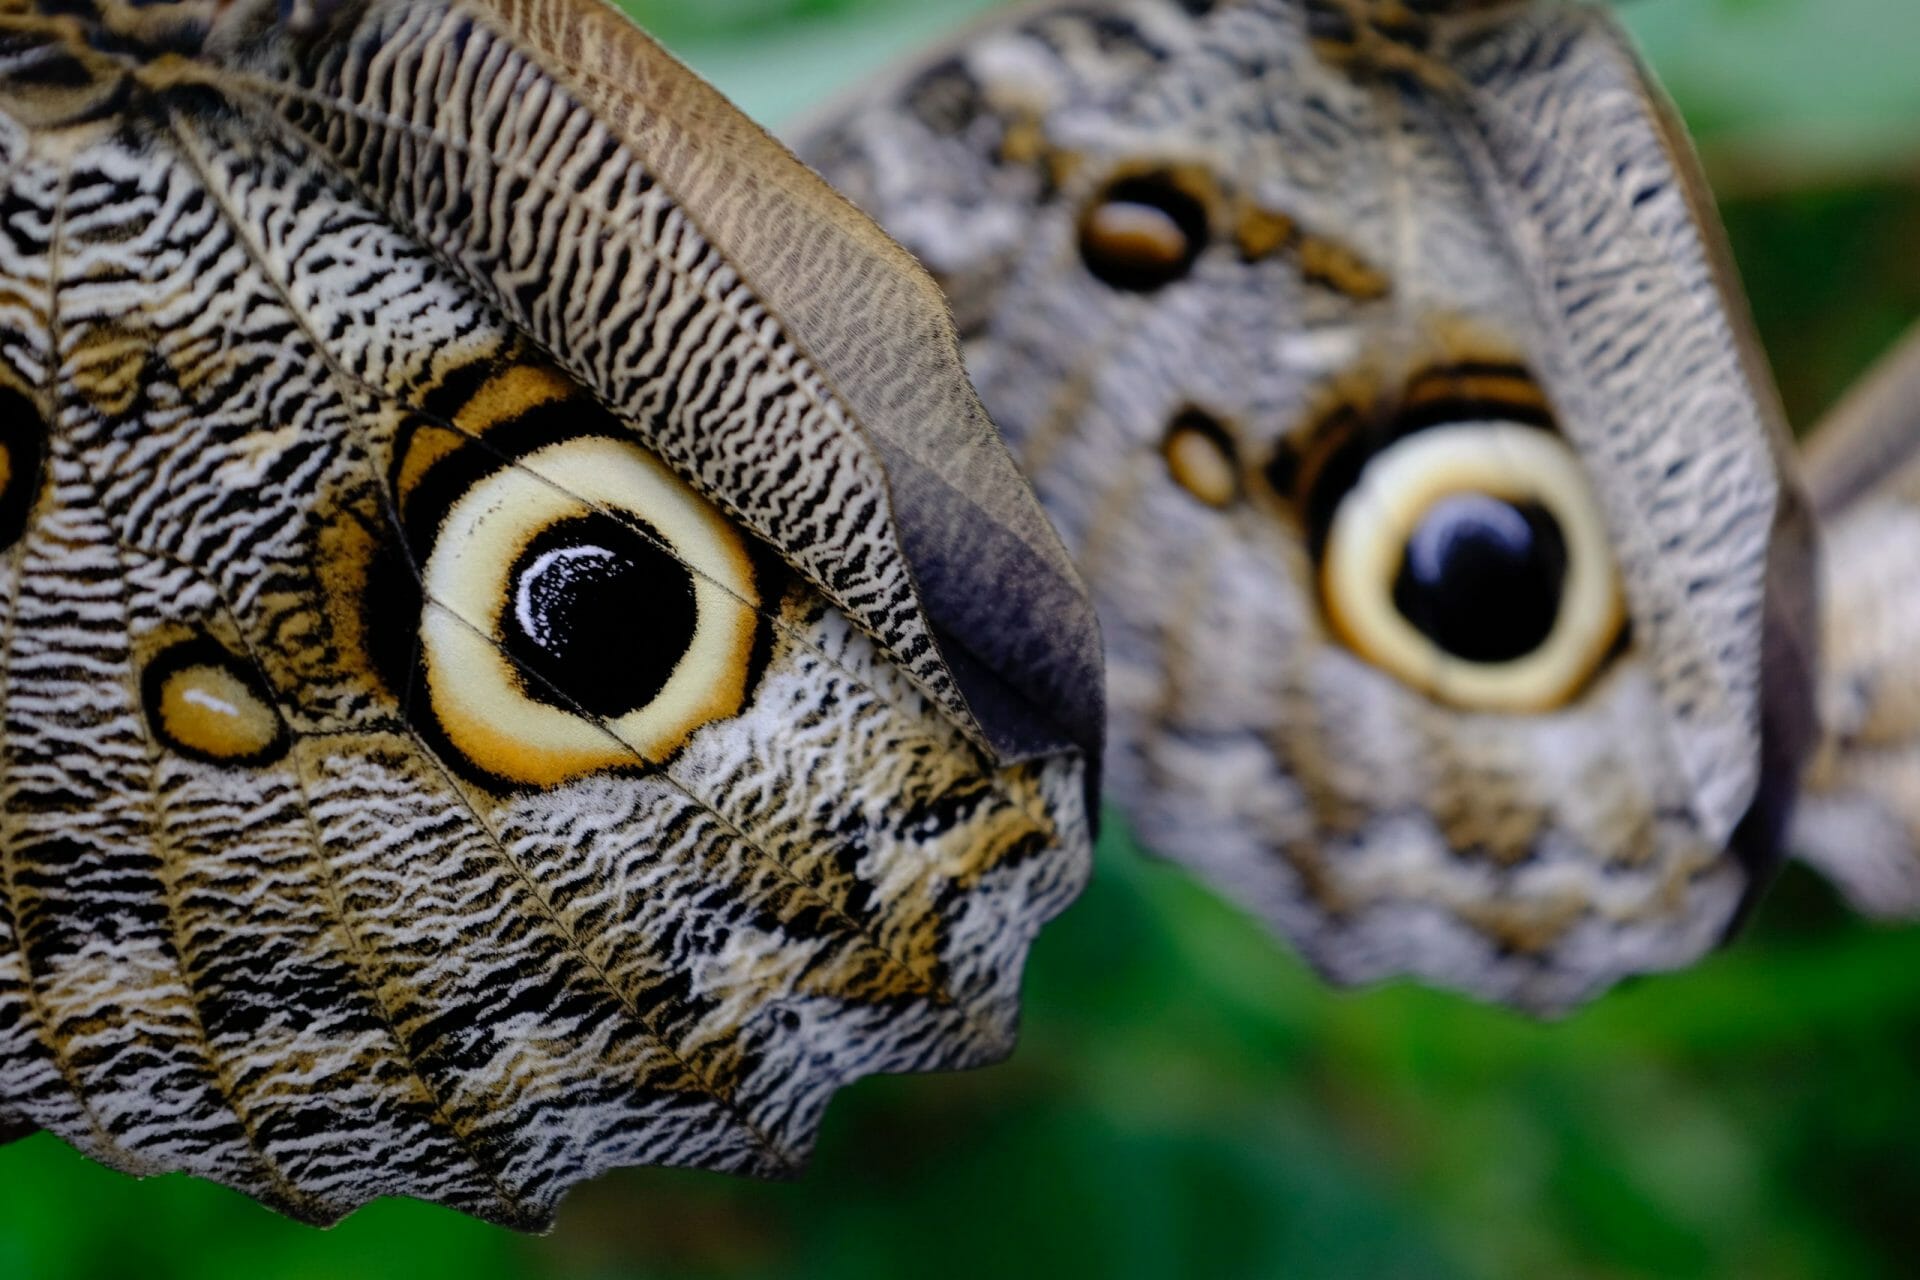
left=1079, top=172, right=1210, bottom=292
left=419, top=436, right=760, bottom=787
left=1320, top=423, right=1625, bottom=712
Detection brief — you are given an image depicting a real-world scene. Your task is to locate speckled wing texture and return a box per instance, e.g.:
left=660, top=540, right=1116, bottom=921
left=0, top=0, right=1099, bottom=1227
left=1792, top=322, right=1920, bottom=915
left=800, top=0, right=1818, bottom=1013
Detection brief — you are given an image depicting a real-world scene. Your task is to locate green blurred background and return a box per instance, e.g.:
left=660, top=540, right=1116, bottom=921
left=7, top=1, right=1920, bottom=1276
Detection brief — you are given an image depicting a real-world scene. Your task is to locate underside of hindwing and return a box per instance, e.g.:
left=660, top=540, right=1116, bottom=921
left=800, top=0, right=1816, bottom=1013
left=0, top=0, right=1098, bottom=1225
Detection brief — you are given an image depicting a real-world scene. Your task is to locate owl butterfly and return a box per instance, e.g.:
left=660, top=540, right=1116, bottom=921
left=801, top=0, right=1834, bottom=1013
left=0, top=0, right=1104, bottom=1227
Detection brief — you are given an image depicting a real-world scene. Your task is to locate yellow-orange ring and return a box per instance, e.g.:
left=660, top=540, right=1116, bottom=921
left=420, top=436, right=761, bottom=787
left=1320, top=423, right=1626, bottom=713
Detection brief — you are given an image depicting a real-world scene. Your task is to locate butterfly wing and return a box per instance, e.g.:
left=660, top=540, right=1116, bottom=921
left=800, top=0, right=1814, bottom=1012
left=0, top=0, right=1096, bottom=1226
left=471, top=0, right=1106, bottom=772
left=1789, top=322, right=1920, bottom=914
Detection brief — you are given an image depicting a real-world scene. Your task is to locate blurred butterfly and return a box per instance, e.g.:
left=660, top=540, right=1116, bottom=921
left=0, top=0, right=1103, bottom=1226
left=1792, top=323, right=1920, bottom=917
left=801, top=0, right=1839, bottom=1013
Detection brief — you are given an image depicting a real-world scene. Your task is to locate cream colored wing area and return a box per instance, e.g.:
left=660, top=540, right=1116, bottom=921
left=0, top=14, right=1091, bottom=1226
left=1792, top=324, right=1920, bottom=916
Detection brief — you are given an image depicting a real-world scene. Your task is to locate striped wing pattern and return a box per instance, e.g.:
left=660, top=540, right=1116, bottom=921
left=0, top=0, right=1095, bottom=1226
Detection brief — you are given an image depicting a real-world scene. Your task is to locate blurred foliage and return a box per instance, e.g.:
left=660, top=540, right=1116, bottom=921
left=6, top=1, right=1920, bottom=1277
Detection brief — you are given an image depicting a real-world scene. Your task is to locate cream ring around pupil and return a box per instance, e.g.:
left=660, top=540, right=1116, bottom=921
left=1319, top=422, right=1626, bottom=713
left=419, top=435, right=760, bottom=787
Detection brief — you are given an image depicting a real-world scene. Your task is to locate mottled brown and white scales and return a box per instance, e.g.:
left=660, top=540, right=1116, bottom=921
left=9, top=0, right=1920, bottom=1230
left=0, top=0, right=1105, bottom=1226
left=802, top=0, right=1880, bottom=1013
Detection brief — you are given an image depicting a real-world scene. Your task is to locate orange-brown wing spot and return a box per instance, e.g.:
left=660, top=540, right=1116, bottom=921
left=1078, top=168, right=1214, bottom=292
left=1271, top=399, right=1368, bottom=517
left=457, top=361, right=580, bottom=434
left=1162, top=408, right=1243, bottom=509
left=393, top=420, right=469, bottom=520
left=992, top=112, right=1083, bottom=188
left=1403, top=364, right=1553, bottom=420
left=1295, top=234, right=1393, bottom=301
left=142, top=637, right=289, bottom=767
left=998, top=116, right=1051, bottom=167
left=393, top=351, right=587, bottom=521
left=1230, top=196, right=1392, bottom=301
left=312, top=494, right=391, bottom=694
left=1398, top=360, right=1557, bottom=433
left=1233, top=205, right=1296, bottom=261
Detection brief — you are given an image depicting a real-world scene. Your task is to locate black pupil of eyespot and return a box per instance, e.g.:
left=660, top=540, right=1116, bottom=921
left=1080, top=175, right=1209, bottom=291
left=1392, top=494, right=1568, bottom=665
left=503, top=514, right=697, bottom=720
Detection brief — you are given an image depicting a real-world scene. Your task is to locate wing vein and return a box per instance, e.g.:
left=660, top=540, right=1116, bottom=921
left=0, top=153, right=128, bottom=1166
left=159, top=103, right=531, bottom=1218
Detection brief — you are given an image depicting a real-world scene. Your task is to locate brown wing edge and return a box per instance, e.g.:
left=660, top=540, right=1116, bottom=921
left=1610, top=7, right=1822, bottom=919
